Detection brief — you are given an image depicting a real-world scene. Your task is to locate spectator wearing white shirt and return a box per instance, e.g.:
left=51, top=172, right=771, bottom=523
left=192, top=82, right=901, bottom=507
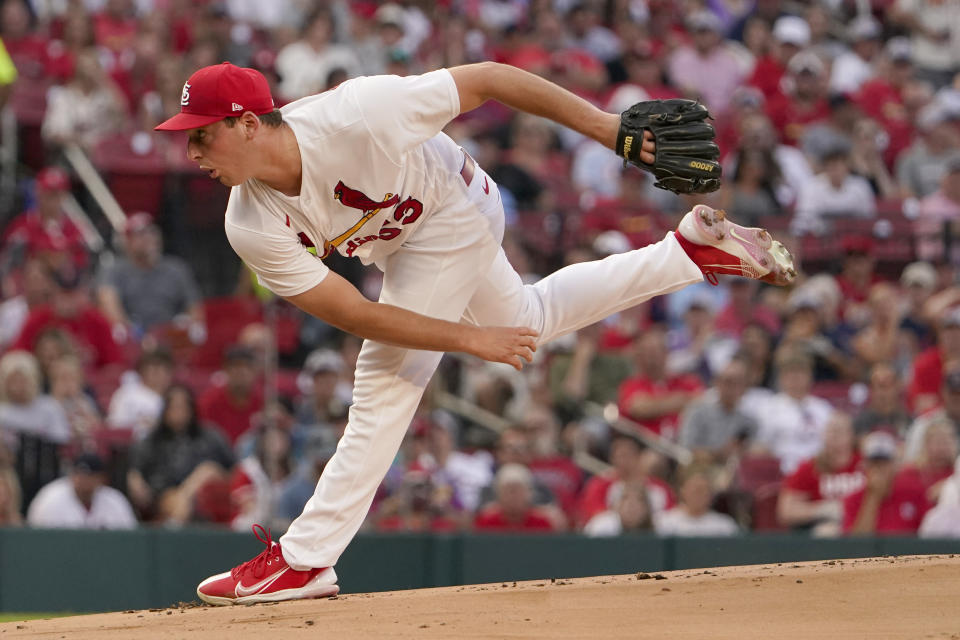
left=583, top=481, right=654, bottom=537
left=754, top=349, right=835, bottom=474
left=654, top=466, right=740, bottom=536
left=274, top=8, right=362, bottom=101
left=792, top=146, right=877, bottom=235
left=920, top=456, right=960, bottom=537
left=107, top=349, right=173, bottom=439
left=829, top=16, right=882, bottom=95
left=0, top=350, right=71, bottom=450
left=27, top=453, right=137, bottom=529
left=668, top=11, right=747, bottom=116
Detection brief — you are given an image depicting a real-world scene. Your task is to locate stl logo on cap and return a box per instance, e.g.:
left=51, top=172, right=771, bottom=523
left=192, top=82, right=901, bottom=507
left=181, top=82, right=191, bottom=106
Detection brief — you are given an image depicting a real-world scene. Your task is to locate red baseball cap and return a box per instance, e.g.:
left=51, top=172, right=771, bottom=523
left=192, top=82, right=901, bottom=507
left=36, top=167, right=70, bottom=192
left=154, top=62, right=275, bottom=132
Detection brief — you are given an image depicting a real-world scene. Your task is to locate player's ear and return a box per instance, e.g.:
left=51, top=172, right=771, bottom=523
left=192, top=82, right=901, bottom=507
left=240, top=111, right=260, bottom=138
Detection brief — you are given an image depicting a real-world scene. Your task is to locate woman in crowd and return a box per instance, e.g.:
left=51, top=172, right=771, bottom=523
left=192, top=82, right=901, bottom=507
left=127, top=384, right=234, bottom=524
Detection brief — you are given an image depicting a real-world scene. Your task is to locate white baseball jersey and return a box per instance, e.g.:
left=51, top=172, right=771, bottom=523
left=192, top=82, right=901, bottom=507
left=225, top=69, right=466, bottom=297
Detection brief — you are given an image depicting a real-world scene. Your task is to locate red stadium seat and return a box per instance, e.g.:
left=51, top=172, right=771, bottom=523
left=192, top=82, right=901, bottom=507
left=193, top=477, right=233, bottom=524
left=735, top=454, right=783, bottom=493
left=91, top=132, right=168, bottom=218
left=190, top=296, right=264, bottom=368
left=8, top=77, right=52, bottom=170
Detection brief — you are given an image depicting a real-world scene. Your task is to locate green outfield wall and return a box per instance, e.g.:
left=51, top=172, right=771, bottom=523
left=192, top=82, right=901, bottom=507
left=0, top=528, right=957, bottom=612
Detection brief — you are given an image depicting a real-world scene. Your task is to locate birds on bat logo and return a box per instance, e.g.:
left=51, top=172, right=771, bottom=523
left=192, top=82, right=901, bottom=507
left=327, top=181, right=425, bottom=258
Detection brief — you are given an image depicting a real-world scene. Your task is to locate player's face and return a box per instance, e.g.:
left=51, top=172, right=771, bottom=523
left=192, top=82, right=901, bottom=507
left=186, top=121, right=248, bottom=187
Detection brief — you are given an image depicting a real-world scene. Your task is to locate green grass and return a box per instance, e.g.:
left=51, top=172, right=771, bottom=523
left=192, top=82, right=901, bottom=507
left=0, top=612, right=77, bottom=623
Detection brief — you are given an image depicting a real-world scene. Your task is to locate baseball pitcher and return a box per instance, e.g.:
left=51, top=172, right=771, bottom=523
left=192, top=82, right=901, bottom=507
left=155, top=61, right=795, bottom=604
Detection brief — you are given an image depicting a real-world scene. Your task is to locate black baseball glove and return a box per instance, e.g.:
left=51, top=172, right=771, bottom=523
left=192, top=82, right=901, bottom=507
left=615, top=99, right=721, bottom=194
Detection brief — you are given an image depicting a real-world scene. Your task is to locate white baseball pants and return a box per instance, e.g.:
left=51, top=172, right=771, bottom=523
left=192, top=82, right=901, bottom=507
left=279, top=167, right=703, bottom=569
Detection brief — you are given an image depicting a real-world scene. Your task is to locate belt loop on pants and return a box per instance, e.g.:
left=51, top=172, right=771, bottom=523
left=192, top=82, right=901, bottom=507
left=459, top=148, right=476, bottom=187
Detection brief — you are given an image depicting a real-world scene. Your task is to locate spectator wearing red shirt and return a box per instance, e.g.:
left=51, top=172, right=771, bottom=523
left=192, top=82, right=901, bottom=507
left=619, top=44, right=681, bottom=102
left=13, top=268, right=124, bottom=371
left=748, top=15, right=810, bottom=101
left=907, top=309, right=960, bottom=414
left=198, top=346, right=264, bottom=444
left=835, top=237, right=882, bottom=328
left=2, top=168, right=88, bottom=274
left=765, top=50, right=831, bottom=147
left=474, top=464, right=557, bottom=533
left=577, top=435, right=676, bottom=527
left=855, top=38, right=917, bottom=168
left=844, top=431, right=930, bottom=535
left=714, top=279, right=781, bottom=339
left=0, top=0, right=49, bottom=79
left=375, top=470, right=460, bottom=533
left=778, top=412, right=864, bottom=533
left=618, top=325, right=703, bottom=440
left=520, top=404, right=582, bottom=520
left=93, top=0, right=137, bottom=56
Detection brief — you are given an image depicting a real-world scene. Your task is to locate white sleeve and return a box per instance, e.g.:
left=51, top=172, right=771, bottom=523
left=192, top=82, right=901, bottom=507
left=351, top=69, right=461, bottom=162
left=226, top=221, right=330, bottom=298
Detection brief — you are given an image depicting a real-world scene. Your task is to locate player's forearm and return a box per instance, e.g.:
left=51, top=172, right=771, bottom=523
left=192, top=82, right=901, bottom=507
left=345, top=299, right=476, bottom=353
left=450, top=62, right=619, bottom=149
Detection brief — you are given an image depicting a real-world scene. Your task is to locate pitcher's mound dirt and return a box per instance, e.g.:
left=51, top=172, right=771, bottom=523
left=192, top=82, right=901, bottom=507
left=4, top=555, right=959, bottom=639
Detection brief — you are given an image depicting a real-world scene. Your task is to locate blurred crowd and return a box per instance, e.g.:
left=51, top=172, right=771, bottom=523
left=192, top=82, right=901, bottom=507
left=2, top=0, right=960, bottom=541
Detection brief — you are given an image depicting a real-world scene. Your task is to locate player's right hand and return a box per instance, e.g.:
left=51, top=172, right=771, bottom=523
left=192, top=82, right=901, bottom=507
left=467, top=326, right=539, bottom=370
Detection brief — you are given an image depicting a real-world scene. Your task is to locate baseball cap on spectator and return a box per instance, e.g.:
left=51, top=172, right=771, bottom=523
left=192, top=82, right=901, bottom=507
left=787, top=50, right=826, bottom=76
left=787, top=290, right=820, bottom=312
left=846, top=15, right=881, bottom=42
left=72, top=452, right=106, bottom=474
left=729, top=86, right=765, bottom=110
left=154, top=63, right=275, bottom=132
left=593, top=230, right=632, bottom=257
left=304, top=348, right=344, bottom=376
left=495, top=463, right=534, bottom=490
left=862, top=430, right=897, bottom=461
left=125, top=211, right=156, bottom=235
left=841, top=235, right=873, bottom=255
left=687, top=10, right=722, bottom=33
left=375, top=3, right=405, bottom=29
left=772, top=16, right=810, bottom=47
left=606, top=84, right=651, bottom=113
left=36, top=167, right=70, bottom=192
left=885, top=36, right=912, bottom=63
left=900, top=261, right=937, bottom=290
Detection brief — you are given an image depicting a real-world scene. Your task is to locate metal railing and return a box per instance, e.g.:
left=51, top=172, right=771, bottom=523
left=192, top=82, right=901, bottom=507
left=61, top=143, right=127, bottom=234
left=0, top=106, right=17, bottom=217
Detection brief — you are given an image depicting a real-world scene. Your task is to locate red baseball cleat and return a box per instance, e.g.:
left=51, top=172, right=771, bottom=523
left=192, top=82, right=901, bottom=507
left=674, top=205, right=797, bottom=286
left=196, top=524, right=339, bottom=606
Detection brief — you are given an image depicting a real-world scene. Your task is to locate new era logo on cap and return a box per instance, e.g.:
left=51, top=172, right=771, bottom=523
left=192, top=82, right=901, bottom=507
left=155, top=63, right=274, bottom=132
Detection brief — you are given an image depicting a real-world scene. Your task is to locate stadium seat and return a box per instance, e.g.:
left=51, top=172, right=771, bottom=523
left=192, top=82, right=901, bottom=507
left=8, top=76, right=52, bottom=170
left=190, top=296, right=264, bottom=369
left=91, top=132, right=167, bottom=218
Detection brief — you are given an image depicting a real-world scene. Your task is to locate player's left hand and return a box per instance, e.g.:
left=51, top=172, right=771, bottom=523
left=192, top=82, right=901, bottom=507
left=466, top=326, right=539, bottom=370
left=615, top=99, right=721, bottom=194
